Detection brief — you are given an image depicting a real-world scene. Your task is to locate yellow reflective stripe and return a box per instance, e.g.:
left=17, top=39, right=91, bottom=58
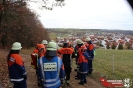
left=43, top=79, right=60, bottom=87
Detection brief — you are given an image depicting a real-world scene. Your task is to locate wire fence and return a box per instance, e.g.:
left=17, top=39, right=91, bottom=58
left=93, top=49, right=133, bottom=88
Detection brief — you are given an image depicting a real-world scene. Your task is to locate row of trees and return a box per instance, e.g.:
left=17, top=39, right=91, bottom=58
left=106, top=43, right=132, bottom=50
left=0, top=0, right=50, bottom=50
left=95, top=41, right=132, bottom=50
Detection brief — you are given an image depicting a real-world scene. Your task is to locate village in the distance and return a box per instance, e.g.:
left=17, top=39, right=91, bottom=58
left=47, top=28, right=133, bottom=50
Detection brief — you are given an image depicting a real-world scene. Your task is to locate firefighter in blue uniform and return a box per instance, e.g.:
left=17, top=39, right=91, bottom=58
left=74, top=39, right=84, bottom=79
left=77, top=45, right=88, bottom=85
left=38, top=41, right=65, bottom=88
left=85, top=37, right=95, bottom=74
left=7, top=42, right=27, bottom=88
left=74, top=39, right=83, bottom=63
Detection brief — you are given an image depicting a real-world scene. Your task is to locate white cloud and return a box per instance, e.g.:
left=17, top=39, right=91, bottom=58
left=28, top=0, right=133, bottom=30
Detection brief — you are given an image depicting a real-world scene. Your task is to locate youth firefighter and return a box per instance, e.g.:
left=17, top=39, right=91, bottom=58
left=74, top=39, right=84, bottom=65
left=77, top=45, right=88, bottom=85
left=85, top=37, right=95, bottom=74
left=7, top=42, right=27, bottom=88
left=31, top=44, right=45, bottom=69
left=41, top=40, right=48, bottom=47
left=33, top=44, right=39, bottom=53
left=58, top=42, right=75, bottom=85
left=38, top=41, right=65, bottom=88
left=74, top=39, right=84, bottom=79
left=31, top=44, right=45, bottom=86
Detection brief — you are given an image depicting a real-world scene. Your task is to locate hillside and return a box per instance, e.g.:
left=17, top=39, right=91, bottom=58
left=0, top=48, right=133, bottom=88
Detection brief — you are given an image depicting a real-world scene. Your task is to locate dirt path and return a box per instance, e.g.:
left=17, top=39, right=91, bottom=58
left=7, top=54, right=103, bottom=88
left=0, top=83, right=3, bottom=88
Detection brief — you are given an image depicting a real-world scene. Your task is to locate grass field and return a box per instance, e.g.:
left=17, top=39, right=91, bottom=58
left=92, top=49, right=133, bottom=87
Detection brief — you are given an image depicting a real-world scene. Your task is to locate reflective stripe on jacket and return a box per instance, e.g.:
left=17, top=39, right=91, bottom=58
left=38, top=56, right=65, bottom=88
left=7, top=54, right=26, bottom=82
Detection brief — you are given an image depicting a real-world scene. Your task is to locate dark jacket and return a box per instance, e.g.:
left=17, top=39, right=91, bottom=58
left=7, top=54, right=26, bottom=83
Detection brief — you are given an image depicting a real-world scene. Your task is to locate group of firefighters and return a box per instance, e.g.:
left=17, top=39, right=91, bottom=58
left=7, top=37, right=95, bottom=88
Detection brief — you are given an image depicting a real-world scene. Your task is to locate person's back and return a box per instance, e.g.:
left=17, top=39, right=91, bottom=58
left=39, top=56, right=64, bottom=88
left=86, top=43, right=94, bottom=59
left=62, top=54, right=72, bottom=67
left=7, top=42, right=27, bottom=88
left=58, top=42, right=74, bottom=85
left=31, top=44, right=45, bottom=69
left=38, top=41, right=65, bottom=88
left=33, top=44, right=39, bottom=53
left=85, top=37, right=95, bottom=74
left=58, top=46, right=74, bottom=67
left=77, top=45, right=88, bottom=85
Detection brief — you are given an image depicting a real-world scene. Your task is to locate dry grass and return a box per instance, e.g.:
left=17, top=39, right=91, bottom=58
left=0, top=49, right=10, bottom=88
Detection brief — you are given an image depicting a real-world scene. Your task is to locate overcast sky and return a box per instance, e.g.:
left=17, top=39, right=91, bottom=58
left=29, top=0, right=133, bottom=30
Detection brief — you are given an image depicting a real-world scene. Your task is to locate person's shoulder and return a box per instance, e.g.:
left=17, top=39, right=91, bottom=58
left=11, top=54, right=21, bottom=58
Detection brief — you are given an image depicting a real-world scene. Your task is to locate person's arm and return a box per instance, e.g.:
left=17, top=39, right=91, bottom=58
left=59, top=62, right=65, bottom=79
left=15, top=56, right=27, bottom=80
left=72, top=51, right=75, bottom=58
left=83, top=52, right=90, bottom=60
left=37, top=57, right=44, bottom=80
left=59, top=59, right=65, bottom=86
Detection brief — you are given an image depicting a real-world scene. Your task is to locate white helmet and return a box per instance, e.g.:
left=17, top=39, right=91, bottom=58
left=11, top=42, right=22, bottom=50
left=46, top=42, right=57, bottom=51
left=41, top=40, right=48, bottom=44
left=85, top=37, right=91, bottom=41
left=75, top=39, right=80, bottom=42
left=46, top=42, right=57, bottom=56
left=77, top=39, right=83, bottom=44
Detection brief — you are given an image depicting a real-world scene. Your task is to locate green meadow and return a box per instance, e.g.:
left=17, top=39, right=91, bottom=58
left=92, top=49, right=133, bottom=84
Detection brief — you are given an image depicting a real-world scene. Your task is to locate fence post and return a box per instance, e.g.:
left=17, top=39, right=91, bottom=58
left=112, top=54, right=114, bottom=74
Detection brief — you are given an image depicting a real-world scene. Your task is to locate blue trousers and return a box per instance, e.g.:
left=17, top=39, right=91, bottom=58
left=88, top=60, right=93, bottom=74
left=13, top=80, right=27, bottom=88
left=80, top=73, right=86, bottom=83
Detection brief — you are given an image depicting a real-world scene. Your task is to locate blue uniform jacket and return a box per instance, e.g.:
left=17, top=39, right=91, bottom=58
left=38, top=56, right=65, bottom=88
left=7, top=54, right=26, bottom=83
left=78, top=52, right=88, bottom=74
left=86, top=42, right=95, bottom=59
